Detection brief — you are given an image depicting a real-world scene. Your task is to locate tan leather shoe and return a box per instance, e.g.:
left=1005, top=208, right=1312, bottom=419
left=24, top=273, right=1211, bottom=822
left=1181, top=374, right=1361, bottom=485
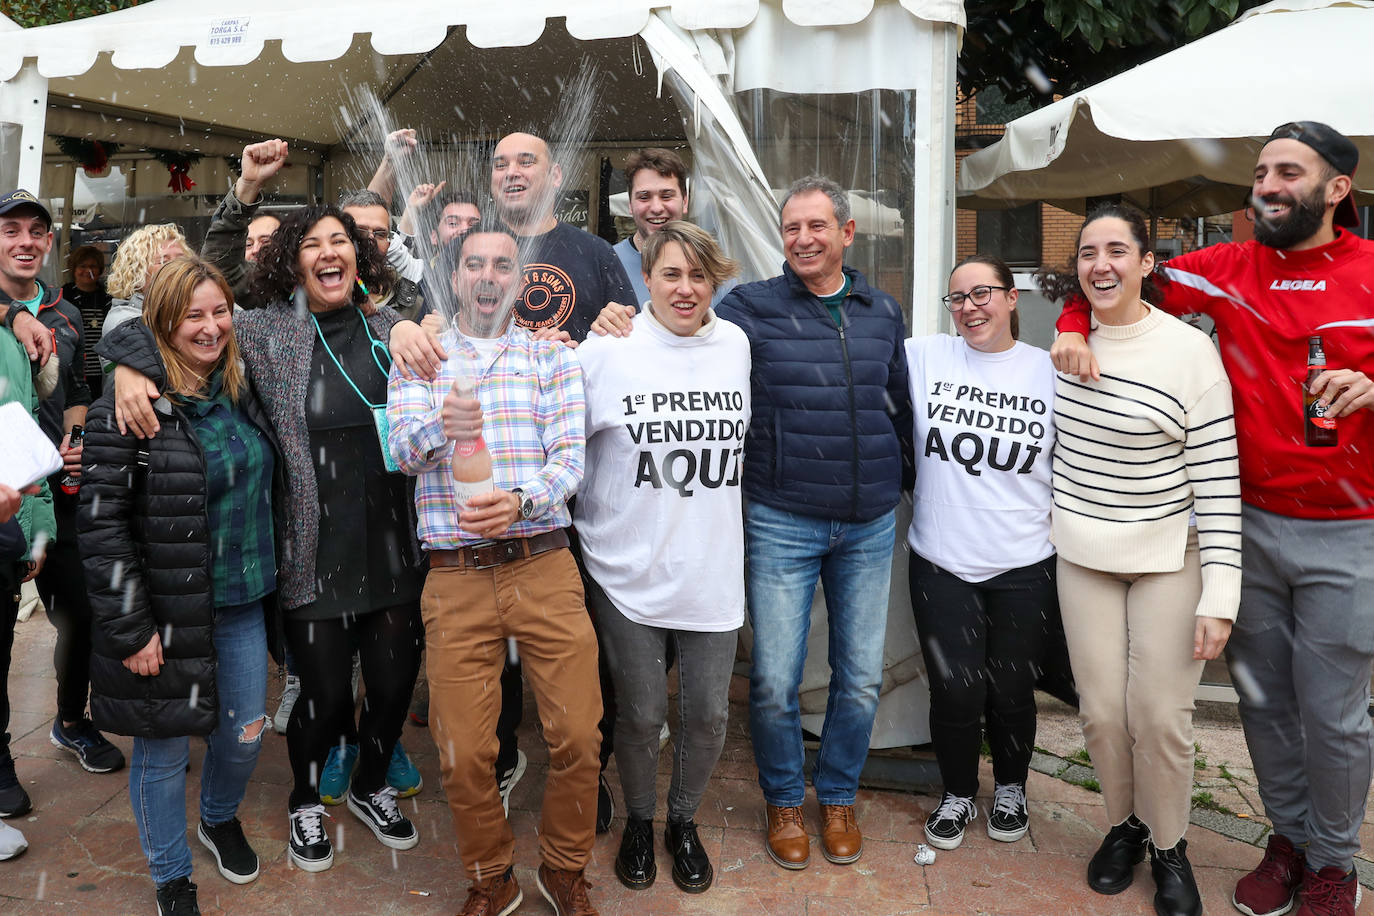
left=460, top=866, right=522, bottom=916
left=766, top=804, right=810, bottom=870
left=820, top=804, right=863, bottom=864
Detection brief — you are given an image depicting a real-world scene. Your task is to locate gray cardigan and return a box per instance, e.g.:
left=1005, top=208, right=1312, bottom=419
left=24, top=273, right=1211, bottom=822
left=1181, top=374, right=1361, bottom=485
left=235, top=301, right=404, bottom=609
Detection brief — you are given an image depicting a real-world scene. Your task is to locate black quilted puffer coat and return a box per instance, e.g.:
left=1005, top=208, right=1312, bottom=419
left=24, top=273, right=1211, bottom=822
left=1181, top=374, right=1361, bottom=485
left=78, top=320, right=286, bottom=738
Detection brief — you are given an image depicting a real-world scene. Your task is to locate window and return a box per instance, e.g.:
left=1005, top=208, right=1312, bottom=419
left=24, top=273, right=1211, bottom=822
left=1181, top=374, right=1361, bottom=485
left=976, top=203, right=1041, bottom=267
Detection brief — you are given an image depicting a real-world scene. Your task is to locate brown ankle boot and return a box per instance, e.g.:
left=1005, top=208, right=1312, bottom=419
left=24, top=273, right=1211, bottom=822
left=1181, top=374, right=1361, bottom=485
left=766, top=804, right=810, bottom=870
left=820, top=804, right=863, bottom=864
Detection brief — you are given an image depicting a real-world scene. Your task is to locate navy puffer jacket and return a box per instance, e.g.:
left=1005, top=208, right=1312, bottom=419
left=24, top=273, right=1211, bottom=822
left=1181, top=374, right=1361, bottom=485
left=717, top=264, right=913, bottom=522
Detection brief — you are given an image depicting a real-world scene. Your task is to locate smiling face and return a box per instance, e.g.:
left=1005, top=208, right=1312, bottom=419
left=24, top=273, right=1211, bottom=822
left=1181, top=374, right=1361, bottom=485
left=1076, top=216, right=1154, bottom=326
left=490, top=133, right=561, bottom=231
left=343, top=203, right=390, bottom=256
left=1252, top=138, right=1341, bottom=250
left=144, top=239, right=190, bottom=292
left=73, top=256, right=103, bottom=292
left=646, top=240, right=713, bottom=337
left=780, top=190, right=855, bottom=296
left=433, top=201, right=481, bottom=248
left=452, top=230, right=519, bottom=337
left=0, top=209, right=52, bottom=297
left=170, top=279, right=234, bottom=376
left=947, top=262, right=1016, bottom=353
left=630, top=170, right=687, bottom=244
left=245, top=214, right=280, bottom=263
left=296, top=216, right=358, bottom=312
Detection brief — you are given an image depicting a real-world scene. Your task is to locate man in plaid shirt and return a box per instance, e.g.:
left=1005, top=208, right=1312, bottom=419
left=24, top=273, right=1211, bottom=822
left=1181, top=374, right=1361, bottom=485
left=385, top=221, right=603, bottom=916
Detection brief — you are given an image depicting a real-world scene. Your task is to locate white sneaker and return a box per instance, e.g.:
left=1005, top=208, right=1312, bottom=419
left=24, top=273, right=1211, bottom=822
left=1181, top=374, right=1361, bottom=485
left=497, top=750, right=527, bottom=816
left=351, top=654, right=362, bottom=702
left=273, top=675, right=301, bottom=734
left=658, top=722, right=671, bottom=750
left=0, top=820, right=28, bottom=860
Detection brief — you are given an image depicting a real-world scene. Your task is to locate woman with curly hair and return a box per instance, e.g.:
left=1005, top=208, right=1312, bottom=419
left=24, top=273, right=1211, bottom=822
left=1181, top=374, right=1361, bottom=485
left=113, top=205, right=426, bottom=873
left=100, top=223, right=191, bottom=341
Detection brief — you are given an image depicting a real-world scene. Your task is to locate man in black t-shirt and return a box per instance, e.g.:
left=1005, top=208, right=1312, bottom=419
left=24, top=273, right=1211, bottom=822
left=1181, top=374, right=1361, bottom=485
left=489, top=132, right=635, bottom=342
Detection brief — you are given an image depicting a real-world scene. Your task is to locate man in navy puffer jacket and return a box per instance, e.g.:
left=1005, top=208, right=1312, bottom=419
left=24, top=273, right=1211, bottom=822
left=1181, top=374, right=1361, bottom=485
left=717, top=175, right=913, bottom=872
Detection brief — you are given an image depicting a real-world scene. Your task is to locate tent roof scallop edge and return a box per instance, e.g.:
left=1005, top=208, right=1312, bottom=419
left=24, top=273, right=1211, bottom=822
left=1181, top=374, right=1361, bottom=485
left=0, top=0, right=964, bottom=81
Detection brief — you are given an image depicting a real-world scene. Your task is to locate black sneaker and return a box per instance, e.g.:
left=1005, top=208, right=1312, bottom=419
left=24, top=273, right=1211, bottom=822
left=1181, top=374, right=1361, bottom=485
left=347, top=785, right=419, bottom=850
left=496, top=749, right=527, bottom=817
left=596, top=772, right=615, bottom=835
left=155, top=876, right=200, bottom=915
left=614, top=816, right=656, bottom=890
left=287, top=804, right=334, bottom=872
left=0, top=746, right=31, bottom=818
left=666, top=818, right=713, bottom=894
left=50, top=717, right=125, bottom=773
left=987, top=782, right=1029, bottom=843
left=924, top=792, right=977, bottom=850
left=196, top=817, right=259, bottom=884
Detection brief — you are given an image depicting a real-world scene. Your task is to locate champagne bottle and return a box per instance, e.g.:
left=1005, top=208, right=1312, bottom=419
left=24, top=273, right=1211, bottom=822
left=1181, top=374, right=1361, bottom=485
left=59, top=425, right=85, bottom=495
left=449, top=355, right=495, bottom=505
left=1304, top=335, right=1338, bottom=447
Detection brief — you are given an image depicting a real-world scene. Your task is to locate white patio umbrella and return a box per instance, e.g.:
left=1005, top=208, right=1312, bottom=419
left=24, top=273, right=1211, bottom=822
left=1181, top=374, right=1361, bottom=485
left=957, top=0, right=1374, bottom=217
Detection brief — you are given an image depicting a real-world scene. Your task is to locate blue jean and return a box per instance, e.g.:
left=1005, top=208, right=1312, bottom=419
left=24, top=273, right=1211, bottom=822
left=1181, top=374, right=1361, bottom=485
left=745, top=501, right=894, bottom=807
left=129, top=601, right=269, bottom=885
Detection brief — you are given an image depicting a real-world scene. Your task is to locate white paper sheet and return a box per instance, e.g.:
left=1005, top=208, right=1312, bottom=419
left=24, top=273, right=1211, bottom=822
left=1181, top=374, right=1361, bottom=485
left=0, top=400, right=62, bottom=489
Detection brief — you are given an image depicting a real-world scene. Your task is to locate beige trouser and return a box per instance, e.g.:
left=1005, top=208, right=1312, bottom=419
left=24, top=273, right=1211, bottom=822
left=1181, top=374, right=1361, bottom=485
left=1057, top=532, right=1205, bottom=849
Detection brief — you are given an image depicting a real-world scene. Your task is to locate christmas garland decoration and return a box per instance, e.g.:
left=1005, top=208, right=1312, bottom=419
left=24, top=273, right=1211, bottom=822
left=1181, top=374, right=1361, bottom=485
left=148, top=148, right=204, bottom=193
left=50, top=135, right=121, bottom=177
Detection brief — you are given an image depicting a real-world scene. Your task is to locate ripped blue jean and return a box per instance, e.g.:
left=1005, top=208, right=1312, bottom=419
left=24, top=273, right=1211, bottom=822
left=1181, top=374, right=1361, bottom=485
left=129, top=600, right=269, bottom=885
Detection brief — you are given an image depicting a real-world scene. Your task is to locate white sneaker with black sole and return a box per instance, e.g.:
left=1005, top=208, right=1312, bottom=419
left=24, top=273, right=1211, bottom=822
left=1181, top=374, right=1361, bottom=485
left=347, top=785, right=419, bottom=849
left=987, top=782, right=1030, bottom=843
left=287, top=804, right=334, bottom=872
left=924, top=792, right=977, bottom=850
left=496, top=750, right=527, bottom=817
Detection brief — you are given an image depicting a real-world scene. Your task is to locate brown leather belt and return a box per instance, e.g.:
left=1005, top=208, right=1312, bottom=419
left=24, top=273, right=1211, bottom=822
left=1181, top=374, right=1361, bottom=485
left=429, top=529, right=569, bottom=570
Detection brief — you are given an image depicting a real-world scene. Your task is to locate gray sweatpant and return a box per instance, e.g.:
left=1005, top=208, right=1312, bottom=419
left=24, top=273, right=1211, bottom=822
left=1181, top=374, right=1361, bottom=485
left=1228, top=503, right=1374, bottom=871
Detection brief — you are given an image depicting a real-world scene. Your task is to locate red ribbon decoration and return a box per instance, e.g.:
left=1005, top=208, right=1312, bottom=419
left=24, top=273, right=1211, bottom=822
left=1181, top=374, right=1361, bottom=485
left=167, top=162, right=195, bottom=193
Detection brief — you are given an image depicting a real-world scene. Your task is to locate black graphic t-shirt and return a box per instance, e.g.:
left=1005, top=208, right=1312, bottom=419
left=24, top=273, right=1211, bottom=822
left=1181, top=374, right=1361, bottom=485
left=513, top=221, right=635, bottom=343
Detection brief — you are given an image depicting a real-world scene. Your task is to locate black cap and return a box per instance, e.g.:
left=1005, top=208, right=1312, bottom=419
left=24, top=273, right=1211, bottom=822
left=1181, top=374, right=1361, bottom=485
left=0, top=189, right=53, bottom=229
left=1266, top=121, right=1360, bottom=228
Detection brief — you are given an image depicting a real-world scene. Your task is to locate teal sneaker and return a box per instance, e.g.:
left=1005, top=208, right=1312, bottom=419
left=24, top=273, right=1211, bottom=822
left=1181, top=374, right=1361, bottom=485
left=387, top=741, right=422, bottom=798
left=319, top=744, right=358, bottom=806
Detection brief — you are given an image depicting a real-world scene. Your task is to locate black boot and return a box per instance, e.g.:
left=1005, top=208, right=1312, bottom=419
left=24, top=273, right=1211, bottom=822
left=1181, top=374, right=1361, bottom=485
left=614, top=816, right=656, bottom=890
left=665, top=818, right=713, bottom=893
left=1087, top=814, right=1149, bottom=894
left=0, top=742, right=31, bottom=818
left=1149, top=839, right=1202, bottom=916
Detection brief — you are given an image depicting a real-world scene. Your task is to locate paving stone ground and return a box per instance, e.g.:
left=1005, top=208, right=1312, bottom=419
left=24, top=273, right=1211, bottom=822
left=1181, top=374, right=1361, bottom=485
left=4, top=606, right=1373, bottom=914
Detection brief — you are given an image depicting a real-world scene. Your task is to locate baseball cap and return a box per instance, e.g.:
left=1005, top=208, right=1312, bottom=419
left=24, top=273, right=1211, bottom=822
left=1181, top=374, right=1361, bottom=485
left=1266, top=121, right=1360, bottom=228
left=0, top=189, right=53, bottom=229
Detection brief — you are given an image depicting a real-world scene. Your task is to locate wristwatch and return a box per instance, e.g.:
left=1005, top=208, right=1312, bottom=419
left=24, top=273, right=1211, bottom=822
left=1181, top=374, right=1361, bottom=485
left=511, top=487, right=535, bottom=520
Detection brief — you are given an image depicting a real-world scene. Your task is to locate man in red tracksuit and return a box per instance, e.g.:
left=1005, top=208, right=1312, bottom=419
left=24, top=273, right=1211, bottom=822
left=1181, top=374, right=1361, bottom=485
left=1054, top=122, right=1374, bottom=916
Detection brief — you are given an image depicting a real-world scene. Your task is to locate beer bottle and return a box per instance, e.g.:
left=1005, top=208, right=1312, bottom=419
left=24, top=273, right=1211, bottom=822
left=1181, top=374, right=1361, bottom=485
left=449, top=355, right=495, bottom=506
left=1304, top=335, right=1338, bottom=447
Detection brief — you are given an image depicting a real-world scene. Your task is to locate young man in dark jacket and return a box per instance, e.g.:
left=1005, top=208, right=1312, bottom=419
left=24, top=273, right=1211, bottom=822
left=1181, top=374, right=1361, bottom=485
left=716, top=175, right=913, bottom=871
left=0, top=189, right=123, bottom=778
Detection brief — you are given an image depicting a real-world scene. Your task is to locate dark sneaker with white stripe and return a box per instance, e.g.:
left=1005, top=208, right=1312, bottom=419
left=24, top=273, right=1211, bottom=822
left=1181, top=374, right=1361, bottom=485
left=155, top=876, right=200, bottom=915
left=924, top=792, right=977, bottom=850
left=50, top=717, right=125, bottom=773
left=347, top=785, right=419, bottom=849
left=287, top=803, right=334, bottom=872
left=987, top=782, right=1029, bottom=842
left=196, top=817, right=259, bottom=884
left=596, top=772, right=615, bottom=835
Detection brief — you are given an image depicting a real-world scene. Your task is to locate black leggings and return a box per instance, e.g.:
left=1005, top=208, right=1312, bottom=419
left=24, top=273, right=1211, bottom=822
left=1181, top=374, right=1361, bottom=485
left=286, top=603, right=423, bottom=809
left=35, top=532, right=94, bottom=724
left=910, top=554, right=1059, bottom=798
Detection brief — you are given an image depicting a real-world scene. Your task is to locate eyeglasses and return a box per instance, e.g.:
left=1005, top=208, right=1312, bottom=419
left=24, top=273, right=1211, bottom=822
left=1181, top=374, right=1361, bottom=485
left=941, top=285, right=1010, bottom=310
left=362, top=229, right=389, bottom=243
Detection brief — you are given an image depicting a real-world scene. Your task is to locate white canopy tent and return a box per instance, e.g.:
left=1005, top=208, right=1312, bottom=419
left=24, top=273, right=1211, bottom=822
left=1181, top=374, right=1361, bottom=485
left=0, top=0, right=966, bottom=752
left=957, top=0, right=1374, bottom=217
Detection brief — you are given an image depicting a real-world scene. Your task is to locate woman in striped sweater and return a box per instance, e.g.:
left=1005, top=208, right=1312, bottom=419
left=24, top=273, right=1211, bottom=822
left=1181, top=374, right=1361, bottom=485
left=1039, top=204, right=1241, bottom=916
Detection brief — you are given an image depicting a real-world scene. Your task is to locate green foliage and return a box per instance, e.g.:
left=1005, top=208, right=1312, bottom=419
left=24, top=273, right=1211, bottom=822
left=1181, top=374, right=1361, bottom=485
left=962, top=0, right=1267, bottom=105
left=1069, top=747, right=1092, bottom=765
left=0, top=1, right=143, bottom=28
left=1191, top=791, right=1234, bottom=815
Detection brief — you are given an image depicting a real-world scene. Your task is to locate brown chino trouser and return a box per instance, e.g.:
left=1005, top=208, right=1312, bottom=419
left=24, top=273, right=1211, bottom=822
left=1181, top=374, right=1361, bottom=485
left=422, top=547, right=602, bottom=880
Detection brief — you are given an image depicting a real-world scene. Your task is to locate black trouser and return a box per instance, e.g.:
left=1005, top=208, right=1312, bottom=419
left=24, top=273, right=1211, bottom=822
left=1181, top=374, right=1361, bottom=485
left=1, top=563, right=19, bottom=754
left=286, top=603, right=423, bottom=809
left=497, top=523, right=617, bottom=775
left=909, top=554, right=1059, bottom=798
left=35, top=527, right=94, bottom=725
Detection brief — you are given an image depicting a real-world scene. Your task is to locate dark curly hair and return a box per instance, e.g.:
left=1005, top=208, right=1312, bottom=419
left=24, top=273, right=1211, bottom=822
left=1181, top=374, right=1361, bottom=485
left=1035, top=203, right=1162, bottom=305
left=250, top=204, right=389, bottom=312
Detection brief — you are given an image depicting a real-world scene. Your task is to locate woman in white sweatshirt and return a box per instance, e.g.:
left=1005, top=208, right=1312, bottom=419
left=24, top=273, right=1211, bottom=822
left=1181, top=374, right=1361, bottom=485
left=574, top=221, right=749, bottom=897
left=1038, top=204, right=1240, bottom=916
